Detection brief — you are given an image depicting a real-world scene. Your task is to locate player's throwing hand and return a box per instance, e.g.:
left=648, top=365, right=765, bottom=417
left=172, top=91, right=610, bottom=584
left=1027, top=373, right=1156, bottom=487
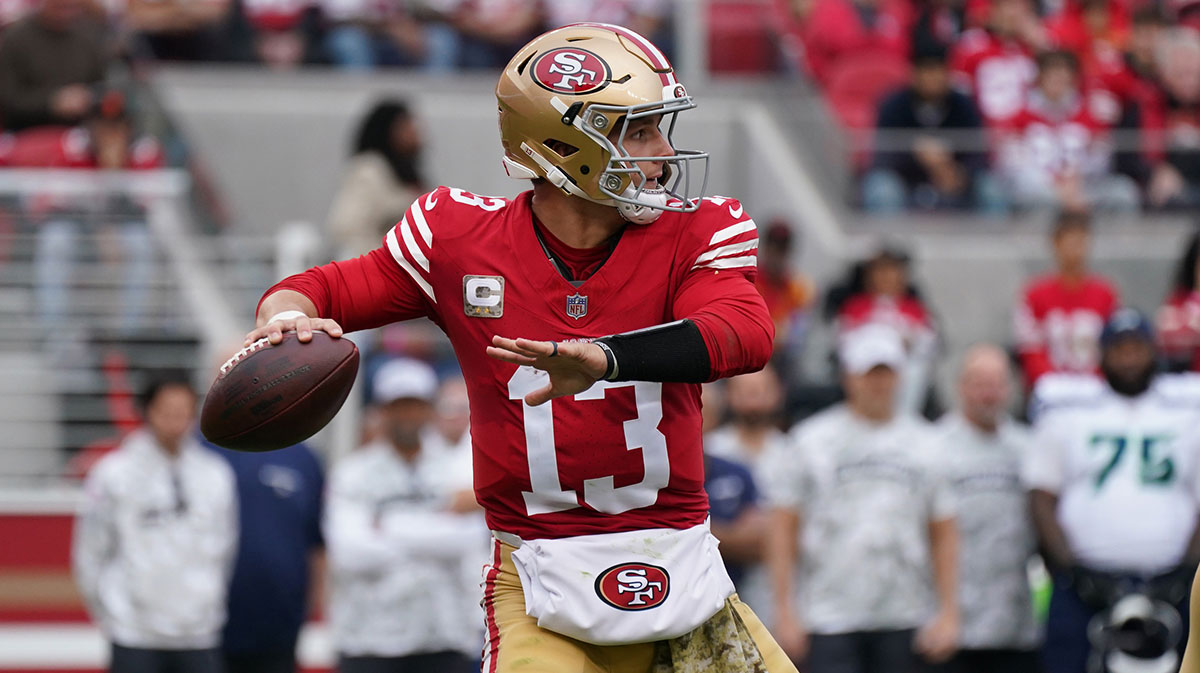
left=487, top=336, right=608, bottom=406
left=243, top=314, right=344, bottom=347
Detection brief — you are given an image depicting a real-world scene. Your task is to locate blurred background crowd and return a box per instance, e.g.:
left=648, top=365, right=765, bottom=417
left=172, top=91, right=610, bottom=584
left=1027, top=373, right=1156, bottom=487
left=1, top=0, right=1200, bottom=671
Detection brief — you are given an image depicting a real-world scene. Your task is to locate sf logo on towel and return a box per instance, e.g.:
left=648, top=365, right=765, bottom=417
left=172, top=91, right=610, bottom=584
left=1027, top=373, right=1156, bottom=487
left=595, top=563, right=670, bottom=610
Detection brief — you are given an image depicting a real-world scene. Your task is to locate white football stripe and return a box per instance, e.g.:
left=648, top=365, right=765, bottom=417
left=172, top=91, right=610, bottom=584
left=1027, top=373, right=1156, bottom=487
left=400, top=216, right=430, bottom=273
left=694, top=255, right=758, bottom=271
left=409, top=200, right=434, bottom=247
left=709, top=219, right=757, bottom=245
left=386, top=228, right=436, bottom=303
left=695, top=239, right=759, bottom=264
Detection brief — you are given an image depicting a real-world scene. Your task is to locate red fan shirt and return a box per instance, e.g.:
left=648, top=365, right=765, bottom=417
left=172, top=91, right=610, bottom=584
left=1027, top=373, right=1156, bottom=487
left=1158, top=289, right=1200, bottom=371
left=265, top=187, right=774, bottom=540
left=950, top=28, right=1038, bottom=127
left=1014, top=273, right=1120, bottom=385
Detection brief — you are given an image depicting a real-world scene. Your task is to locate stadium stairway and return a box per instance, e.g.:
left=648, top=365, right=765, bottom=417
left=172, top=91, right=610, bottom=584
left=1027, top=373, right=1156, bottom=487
left=0, top=223, right=203, bottom=479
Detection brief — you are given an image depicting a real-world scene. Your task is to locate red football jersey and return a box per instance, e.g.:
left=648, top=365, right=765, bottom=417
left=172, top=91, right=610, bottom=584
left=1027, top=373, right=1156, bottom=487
left=269, top=187, right=770, bottom=540
left=949, top=28, right=1037, bottom=126
left=1014, top=273, right=1120, bottom=386
left=998, top=95, right=1115, bottom=181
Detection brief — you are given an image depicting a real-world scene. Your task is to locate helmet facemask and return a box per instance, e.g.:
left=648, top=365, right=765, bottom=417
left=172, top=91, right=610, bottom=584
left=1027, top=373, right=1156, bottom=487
left=552, top=96, right=709, bottom=224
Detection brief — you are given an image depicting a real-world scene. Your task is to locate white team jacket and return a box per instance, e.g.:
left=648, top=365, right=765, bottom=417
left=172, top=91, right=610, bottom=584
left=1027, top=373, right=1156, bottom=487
left=324, top=441, right=487, bottom=658
left=72, top=429, right=238, bottom=649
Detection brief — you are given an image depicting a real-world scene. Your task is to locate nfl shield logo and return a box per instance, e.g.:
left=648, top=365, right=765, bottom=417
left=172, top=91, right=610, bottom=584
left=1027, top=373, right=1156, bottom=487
left=566, top=293, right=588, bottom=320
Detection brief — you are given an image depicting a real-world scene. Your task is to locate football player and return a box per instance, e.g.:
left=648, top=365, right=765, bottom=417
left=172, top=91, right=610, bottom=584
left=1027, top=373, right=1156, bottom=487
left=1025, top=308, right=1200, bottom=673
left=243, top=23, right=795, bottom=673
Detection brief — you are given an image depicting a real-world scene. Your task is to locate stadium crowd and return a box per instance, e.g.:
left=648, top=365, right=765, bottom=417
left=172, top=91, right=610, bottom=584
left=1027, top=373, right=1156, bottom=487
left=1, top=1, right=1198, bottom=671
left=783, top=0, right=1200, bottom=212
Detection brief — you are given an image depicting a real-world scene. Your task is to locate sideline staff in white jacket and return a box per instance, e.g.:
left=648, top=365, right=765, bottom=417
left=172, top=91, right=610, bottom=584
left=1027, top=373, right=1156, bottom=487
left=73, top=373, right=238, bottom=673
left=325, top=358, right=485, bottom=673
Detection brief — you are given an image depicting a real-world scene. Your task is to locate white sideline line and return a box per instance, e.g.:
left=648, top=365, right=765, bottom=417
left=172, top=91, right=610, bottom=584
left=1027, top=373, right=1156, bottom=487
left=0, top=624, right=334, bottom=668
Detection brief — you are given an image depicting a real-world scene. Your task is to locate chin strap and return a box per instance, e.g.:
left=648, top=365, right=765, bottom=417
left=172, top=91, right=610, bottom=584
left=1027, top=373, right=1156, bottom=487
left=505, top=144, right=665, bottom=225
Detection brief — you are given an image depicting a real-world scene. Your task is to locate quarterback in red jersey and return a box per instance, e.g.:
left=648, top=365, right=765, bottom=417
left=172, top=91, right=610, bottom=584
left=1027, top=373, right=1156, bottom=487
left=245, top=22, right=795, bottom=673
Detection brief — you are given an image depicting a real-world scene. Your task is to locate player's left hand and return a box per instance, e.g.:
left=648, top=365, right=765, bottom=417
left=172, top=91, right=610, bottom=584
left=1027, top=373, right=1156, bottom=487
left=914, top=609, right=959, bottom=663
left=486, top=336, right=608, bottom=406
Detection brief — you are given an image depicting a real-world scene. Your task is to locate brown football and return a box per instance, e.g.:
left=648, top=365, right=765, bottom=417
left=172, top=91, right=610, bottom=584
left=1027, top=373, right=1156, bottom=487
left=201, top=331, right=359, bottom=452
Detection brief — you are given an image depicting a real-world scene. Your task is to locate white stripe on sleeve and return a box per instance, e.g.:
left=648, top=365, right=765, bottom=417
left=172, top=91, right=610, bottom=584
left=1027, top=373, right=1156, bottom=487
left=693, top=255, right=758, bottom=271
left=709, top=219, right=757, bottom=246
left=408, top=201, right=434, bottom=247
left=400, top=216, right=430, bottom=273
left=694, top=239, right=759, bottom=264
left=386, top=228, right=436, bottom=303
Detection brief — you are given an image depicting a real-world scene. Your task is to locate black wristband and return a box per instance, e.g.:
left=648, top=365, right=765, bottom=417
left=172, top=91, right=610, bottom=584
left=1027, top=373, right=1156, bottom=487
left=593, top=319, right=711, bottom=383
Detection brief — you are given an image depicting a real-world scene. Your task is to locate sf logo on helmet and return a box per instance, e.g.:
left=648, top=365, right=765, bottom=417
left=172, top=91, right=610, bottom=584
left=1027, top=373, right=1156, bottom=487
left=533, top=48, right=611, bottom=94
left=594, top=563, right=670, bottom=611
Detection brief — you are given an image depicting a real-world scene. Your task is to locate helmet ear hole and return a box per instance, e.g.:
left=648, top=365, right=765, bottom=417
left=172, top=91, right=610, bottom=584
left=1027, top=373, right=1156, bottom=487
left=543, top=140, right=579, bottom=158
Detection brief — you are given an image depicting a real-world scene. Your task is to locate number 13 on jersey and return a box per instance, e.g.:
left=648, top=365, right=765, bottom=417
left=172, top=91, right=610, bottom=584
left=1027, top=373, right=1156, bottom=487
left=508, top=367, right=670, bottom=516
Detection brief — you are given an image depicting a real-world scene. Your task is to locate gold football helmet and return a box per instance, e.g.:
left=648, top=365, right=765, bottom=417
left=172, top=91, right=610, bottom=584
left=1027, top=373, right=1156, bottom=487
left=496, top=23, right=708, bottom=224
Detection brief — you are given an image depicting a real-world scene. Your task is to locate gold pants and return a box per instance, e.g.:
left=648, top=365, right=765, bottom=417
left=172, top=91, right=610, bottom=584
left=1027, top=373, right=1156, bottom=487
left=481, top=540, right=798, bottom=673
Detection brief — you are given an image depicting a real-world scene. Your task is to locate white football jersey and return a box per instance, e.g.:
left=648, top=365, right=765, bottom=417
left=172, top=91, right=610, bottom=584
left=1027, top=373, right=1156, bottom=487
left=1024, top=373, right=1200, bottom=573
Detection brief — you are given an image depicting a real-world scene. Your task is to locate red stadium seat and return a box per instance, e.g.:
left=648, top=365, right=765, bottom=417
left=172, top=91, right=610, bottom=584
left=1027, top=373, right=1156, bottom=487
left=825, top=50, right=911, bottom=129
left=824, top=51, right=910, bottom=169
left=707, top=0, right=777, bottom=73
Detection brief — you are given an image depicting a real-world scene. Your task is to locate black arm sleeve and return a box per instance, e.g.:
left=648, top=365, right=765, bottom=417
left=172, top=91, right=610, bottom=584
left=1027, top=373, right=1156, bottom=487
left=593, top=319, right=711, bottom=383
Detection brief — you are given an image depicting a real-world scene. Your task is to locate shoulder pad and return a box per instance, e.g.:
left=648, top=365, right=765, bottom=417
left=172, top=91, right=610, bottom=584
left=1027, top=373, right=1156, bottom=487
left=1028, top=373, right=1106, bottom=421
left=1150, top=373, right=1200, bottom=406
left=685, top=196, right=758, bottom=273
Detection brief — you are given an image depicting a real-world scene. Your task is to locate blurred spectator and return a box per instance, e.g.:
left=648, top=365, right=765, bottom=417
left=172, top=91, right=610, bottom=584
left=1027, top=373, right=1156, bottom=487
left=703, top=366, right=785, bottom=624
left=1025, top=309, right=1200, bottom=673
left=1091, top=7, right=1167, bottom=193
left=949, top=0, right=1042, bottom=127
left=435, top=0, right=540, bottom=70
left=703, top=451, right=766, bottom=616
left=755, top=220, right=815, bottom=381
left=763, top=324, right=960, bottom=671
left=1013, top=210, right=1119, bottom=389
left=73, top=372, right=237, bottom=673
left=125, top=0, right=229, bottom=61
left=998, top=50, right=1137, bottom=211
left=541, top=0, right=669, bottom=42
left=1142, top=27, right=1200, bottom=209
left=33, top=92, right=162, bottom=341
left=425, top=375, right=470, bottom=456
left=326, top=100, right=426, bottom=257
left=423, top=374, right=476, bottom=514
left=863, top=42, right=1004, bottom=214
left=910, top=0, right=967, bottom=55
left=929, top=345, right=1040, bottom=673
left=318, top=0, right=393, bottom=68
left=706, top=366, right=788, bottom=469
left=997, top=50, right=1141, bottom=212
left=834, top=245, right=940, bottom=417
left=1046, top=0, right=1130, bottom=81
left=207, top=438, right=325, bottom=673
left=324, top=358, right=481, bottom=673
left=0, top=0, right=110, bottom=131
left=800, top=0, right=912, bottom=87
left=1157, top=229, right=1200, bottom=371
left=238, top=0, right=320, bottom=69
left=701, top=380, right=726, bottom=433
left=773, top=0, right=818, bottom=75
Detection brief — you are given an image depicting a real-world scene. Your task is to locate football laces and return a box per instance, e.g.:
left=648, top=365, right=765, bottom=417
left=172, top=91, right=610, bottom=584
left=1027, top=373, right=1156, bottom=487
left=219, top=337, right=271, bottom=378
